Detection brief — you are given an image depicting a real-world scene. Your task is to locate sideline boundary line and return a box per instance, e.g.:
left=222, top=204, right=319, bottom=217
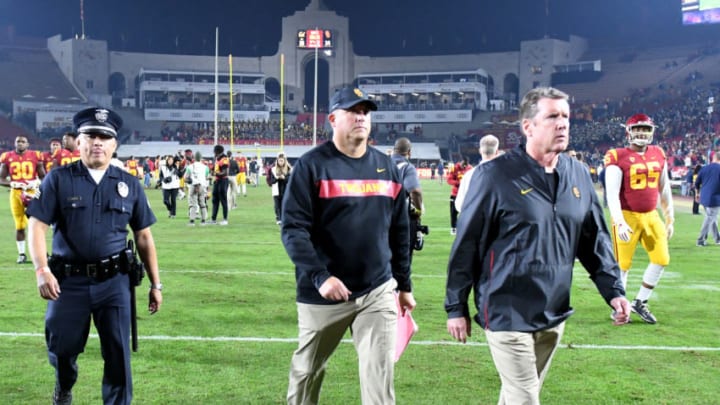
left=1, top=332, right=718, bottom=352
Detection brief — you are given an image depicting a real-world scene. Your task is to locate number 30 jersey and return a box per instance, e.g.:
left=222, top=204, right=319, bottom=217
left=604, top=145, right=666, bottom=213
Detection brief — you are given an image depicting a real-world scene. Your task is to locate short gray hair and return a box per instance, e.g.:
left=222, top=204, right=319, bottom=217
left=519, top=87, right=569, bottom=122
left=479, top=134, right=499, bottom=156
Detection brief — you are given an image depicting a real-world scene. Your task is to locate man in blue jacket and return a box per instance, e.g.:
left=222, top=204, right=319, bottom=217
left=694, top=149, right=720, bottom=246
left=282, top=87, right=416, bottom=404
left=445, top=87, right=630, bottom=404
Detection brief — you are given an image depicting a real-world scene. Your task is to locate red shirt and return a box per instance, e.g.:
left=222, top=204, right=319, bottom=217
left=237, top=156, right=248, bottom=174
left=126, top=159, right=139, bottom=177
left=604, top=145, right=666, bottom=213
left=447, top=162, right=473, bottom=197
left=0, top=149, right=43, bottom=183
left=214, top=155, right=229, bottom=180
left=52, top=149, right=81, bottom=168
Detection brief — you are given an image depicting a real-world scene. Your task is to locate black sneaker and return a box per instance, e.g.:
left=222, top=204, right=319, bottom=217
left=16, top=253, right=26, bottom=264
left=631, top=299, right=657, bottom=324
left=53, top=384, right=72, bottom=405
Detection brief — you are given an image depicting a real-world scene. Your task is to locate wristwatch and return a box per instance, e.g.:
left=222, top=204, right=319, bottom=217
left=150, top=283, right=163, bottom=291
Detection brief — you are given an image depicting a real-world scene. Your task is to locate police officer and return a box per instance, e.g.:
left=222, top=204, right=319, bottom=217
left=27, top=107, right=163, bottom=405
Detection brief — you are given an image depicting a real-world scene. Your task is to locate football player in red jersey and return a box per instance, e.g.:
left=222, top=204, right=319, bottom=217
left=447, top=158, right=473, bottom=235
left=236, top=151, right=248, bottom=198
left=125, top=155, right=139, bottom=178
left=0, top=135, right=46, bottom=263
left=604, top=113, right=674, bottom=324
left=44, top=138, right=62, bottom=172
left=51, top=131, right=81, bottom=169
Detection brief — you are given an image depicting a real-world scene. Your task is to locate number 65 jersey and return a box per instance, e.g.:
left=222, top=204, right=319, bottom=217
left=603, top=145, right=666, bottom=213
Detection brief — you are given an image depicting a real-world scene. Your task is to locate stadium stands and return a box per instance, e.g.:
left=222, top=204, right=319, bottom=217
left=0, top=45, right=84, bottom=106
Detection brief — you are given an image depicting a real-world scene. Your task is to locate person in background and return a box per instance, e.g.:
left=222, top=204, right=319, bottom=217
left=391, top=137, right=423, bottom=262
left=694, top=149, right=720, bottom=246
left=159, top=155, right=182, bottom=218
left=446, top=157, right=472, bottom=235
left=142, top=157, right=152, bottom=188
left=689, top=164, right=703, bottom=215
left=26, top=107, right=162, bottom=405
left=249, top=157, right=260, bottom=187
left=437, top=159, right=445, bottom=184
left=44, top=138, right=62, bottom=172
left=446, top=87, right=629, bottom=405
left=281, top=87, right=415, bottom=405
left=454, top=134, right=500, bottom=213
left=575, top=151, right=591, bottom=172
left=226, top=150, right=240, bottom=209
left=211, top=144, right=230, bottom=225
left=185, top=151, right=211, bottom=226
left=0, top=135, right=46, bottom=264
left=110, top=152, right=125, bottom=169
left=52, top=132, right=80, bottom=169
left=269, top=152, right=292, bottom=225
left=125, top=155, right=139, bottom=178
left=604, top=113, right=674, bottom=324
left=235, top=150, right=248, bottom=198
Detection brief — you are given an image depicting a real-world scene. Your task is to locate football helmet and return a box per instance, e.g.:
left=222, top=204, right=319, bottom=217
left=625, top=113, right=655, bottom=147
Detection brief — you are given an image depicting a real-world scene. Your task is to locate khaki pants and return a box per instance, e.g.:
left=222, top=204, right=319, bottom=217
left=485, top=322, right=565, bottom=405
left=287, top=279, right=397, bottom=405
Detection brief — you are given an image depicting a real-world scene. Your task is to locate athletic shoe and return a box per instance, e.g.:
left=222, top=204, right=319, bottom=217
left=53, top=384, right=72, bottom=405
left=450, top=228, right=457, bottom=236
left=16, top=253, right=26, bottom=264
left=219, top=220, right=228, bottom=226
left=200, top=221, right=207, bottom=226
left=188, top=220, right=195, bottom=226
left=631, top=299, right=657, bottom=324
left=696, top=241, right=706, bottom=247
left=276, top=220, right=282, bottom=225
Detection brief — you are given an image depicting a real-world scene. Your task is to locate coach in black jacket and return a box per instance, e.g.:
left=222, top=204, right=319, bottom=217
left=445, top=87, right=630, bottom=405
left=282, top=87, right=415, bottom=405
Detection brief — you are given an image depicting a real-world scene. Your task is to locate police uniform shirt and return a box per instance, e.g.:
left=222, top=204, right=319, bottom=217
left=27, top=161, right=156, bottom=262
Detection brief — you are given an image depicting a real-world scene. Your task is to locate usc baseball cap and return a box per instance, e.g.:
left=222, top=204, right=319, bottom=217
left=329, top=87, right=377, bottom=112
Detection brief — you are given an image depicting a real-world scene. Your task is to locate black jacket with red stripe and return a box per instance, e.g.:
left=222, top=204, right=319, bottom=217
left=281, top=141, right=411, bottom=305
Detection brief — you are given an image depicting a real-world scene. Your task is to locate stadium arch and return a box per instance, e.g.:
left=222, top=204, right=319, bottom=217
left=503, top=73, right=519, bottom=104
left=108, top=72, right=126, bottom=105
left=301, top=53, right=330, bottom=112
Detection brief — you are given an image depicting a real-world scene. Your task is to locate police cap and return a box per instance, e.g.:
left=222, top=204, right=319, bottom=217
left=329, top=87, right=377, bottom=113
left=73, top=107, right=123, bottom=138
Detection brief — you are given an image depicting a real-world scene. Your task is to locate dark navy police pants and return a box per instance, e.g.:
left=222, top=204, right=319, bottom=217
left=45, top=273, right=132, bottom=405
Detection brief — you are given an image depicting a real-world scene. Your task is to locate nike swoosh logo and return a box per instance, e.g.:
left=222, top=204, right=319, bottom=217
left=520, top=188, right=533, bottom=195
left=376, top=168, right=386, bottom=173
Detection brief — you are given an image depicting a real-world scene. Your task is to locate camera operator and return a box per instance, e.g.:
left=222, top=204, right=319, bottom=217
left=391, top=137, right=426, bottom=259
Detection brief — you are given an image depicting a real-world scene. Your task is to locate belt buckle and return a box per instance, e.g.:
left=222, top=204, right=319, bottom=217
left=87, top=263, right=97, bottom=278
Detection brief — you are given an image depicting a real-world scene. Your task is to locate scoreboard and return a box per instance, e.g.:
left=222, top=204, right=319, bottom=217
left=297, top=29, right=333, bottom=49
left=682, top=0, right=720, bottom=25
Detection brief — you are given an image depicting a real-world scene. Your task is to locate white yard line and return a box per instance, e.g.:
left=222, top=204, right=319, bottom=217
left=1, top=331, right=718, bottom=351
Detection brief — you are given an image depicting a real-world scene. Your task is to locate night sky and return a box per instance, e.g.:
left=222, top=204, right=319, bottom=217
left=1, top=0, right=719, bottom=56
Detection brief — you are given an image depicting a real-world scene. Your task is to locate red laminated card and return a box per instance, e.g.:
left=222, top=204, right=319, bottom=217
left=394, top=292, right=418, bottom=362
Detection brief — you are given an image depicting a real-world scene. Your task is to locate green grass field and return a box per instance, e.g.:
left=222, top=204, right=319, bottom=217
left=0, top=179, right=718, bottom=404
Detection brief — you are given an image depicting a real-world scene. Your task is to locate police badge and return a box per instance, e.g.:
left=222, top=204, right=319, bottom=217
left=117, top=181, right=129, bottom=198
left=95, top=109, right=110, bottom=123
